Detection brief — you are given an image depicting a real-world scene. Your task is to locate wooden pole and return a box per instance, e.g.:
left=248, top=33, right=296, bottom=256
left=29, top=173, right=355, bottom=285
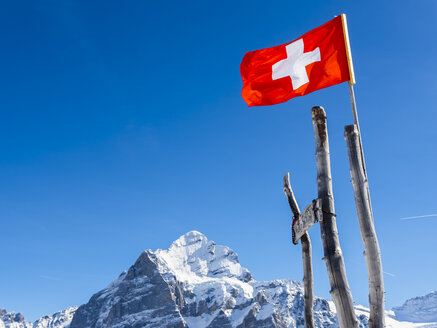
left=347, top=81, right=368, bottom=177
left=283, top=173, right=315, bottom=328
left=300, top=232, right=314, bottom=328
left=345, top=125, right=385, bottom=328
left=341, top=14, right=368, bottom=177
left=343, top=13, right=385, bottom=326
left=311, top=106, right=358, bottom=328
left=342, top=13, right=385, bottom=327
left=283, top=172, right=301, bottom=219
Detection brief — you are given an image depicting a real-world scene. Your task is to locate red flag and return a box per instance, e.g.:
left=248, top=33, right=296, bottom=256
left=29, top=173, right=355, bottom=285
left=240, top=15, right=354, bottom=107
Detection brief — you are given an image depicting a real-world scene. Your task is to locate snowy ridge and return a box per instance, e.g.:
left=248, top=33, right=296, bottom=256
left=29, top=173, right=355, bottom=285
left=0, top=307, right=77, bottom=328
left=2, top=231, right=437, bottom=327
left=155, top=231, right=335, bottom=327
left=393, top=291, right=437, bottom=323
left=68, top=231, right=338, bottom=327
left=68, top=231, right=340, bottom=327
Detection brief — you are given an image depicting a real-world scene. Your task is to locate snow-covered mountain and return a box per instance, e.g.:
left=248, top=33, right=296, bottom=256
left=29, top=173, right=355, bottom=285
left=1, top=231, right=436, bottom=328
left=393, top=291, right=437, bottom=323
left=0, top=307, right=77, bottom=328
left=70, top=231, right=339, bottom=328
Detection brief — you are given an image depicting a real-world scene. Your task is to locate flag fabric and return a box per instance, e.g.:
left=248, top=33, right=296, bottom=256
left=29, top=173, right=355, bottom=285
left=240, top=16, right=352, bottom=107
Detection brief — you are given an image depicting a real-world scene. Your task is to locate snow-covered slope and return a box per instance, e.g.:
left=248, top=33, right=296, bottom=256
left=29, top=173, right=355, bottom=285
left=393, top=291, right=437, bottom=323
left=2, top=231, right=436, bottom=328
left=353, top=305, right=437, bottom=328
left=0, top=307, right=77, bottom=328
left=70, top=231, right=338, bottom=328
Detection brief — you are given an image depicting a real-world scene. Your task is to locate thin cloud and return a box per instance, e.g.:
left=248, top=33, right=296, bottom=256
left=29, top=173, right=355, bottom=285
left=400, top=214, right=437, bottom=220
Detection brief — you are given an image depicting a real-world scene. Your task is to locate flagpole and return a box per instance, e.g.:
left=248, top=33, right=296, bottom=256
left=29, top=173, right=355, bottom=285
left=348, top=82, right=359, bottom=129
left=347, top=81, right=367, bottom=177
left=341, top=13, right=385, bottom=328
left=341, top=13, right=367, bottom=176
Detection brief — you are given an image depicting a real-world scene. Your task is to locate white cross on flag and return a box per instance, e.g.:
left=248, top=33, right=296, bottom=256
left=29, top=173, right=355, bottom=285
left=272, top=39, right=321, bottom=90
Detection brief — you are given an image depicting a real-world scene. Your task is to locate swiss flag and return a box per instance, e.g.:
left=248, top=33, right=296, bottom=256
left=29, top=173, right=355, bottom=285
left=240, top=15, right=353, bottom=107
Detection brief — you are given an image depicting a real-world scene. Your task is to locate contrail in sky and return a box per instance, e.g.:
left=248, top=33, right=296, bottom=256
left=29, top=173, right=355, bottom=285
left=352, top=261, right=396, bottom=277
left=400, top=214, right=437, bottom=220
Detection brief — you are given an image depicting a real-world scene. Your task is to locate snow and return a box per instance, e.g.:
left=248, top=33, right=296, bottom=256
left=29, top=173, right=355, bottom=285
left=0, top=307, right=77, bottom=328
left=184, top=310, right=220, bottom=328
left=152, top=232, right=335, bottom=327
left=256, top=303, right=275, bottom=320
left=145, top=231, right=437, bottom=328
left=354, top=305, right=437, bottom=328
left=2, top=231, right=436, bottom=328
left=155, top=231, right=251, bottom=283
left=228, top=306, right=253, bottom=327
left=393, top=291, right=437, bottom=323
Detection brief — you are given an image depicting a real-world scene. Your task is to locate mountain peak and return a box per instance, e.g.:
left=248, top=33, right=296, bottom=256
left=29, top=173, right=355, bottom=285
left=4, top=231, right=434, bottom=328
left=170, top=230, right=208, bottom=249
left=155, top=231, right=252, bottom=282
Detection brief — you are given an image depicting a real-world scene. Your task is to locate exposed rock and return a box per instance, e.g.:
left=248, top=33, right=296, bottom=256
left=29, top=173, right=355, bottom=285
left=70, top=251, right=186, bottom=328
left=71, top=231, right=337, bottom=328
left=2, top=231, right=436, bottom=328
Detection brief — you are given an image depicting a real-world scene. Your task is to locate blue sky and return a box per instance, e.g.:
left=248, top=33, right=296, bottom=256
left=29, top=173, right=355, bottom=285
left=1, top=0, right=436, bottom=321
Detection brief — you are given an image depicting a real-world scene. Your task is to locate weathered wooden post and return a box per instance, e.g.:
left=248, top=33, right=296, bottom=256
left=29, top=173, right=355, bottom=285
left=312, top=106, right=358, bottom=328
left=300, top=233, right=313, bottom=327
left=283, top=173, right=315, bottom=328
left=345, top=125, right=385, bottom=328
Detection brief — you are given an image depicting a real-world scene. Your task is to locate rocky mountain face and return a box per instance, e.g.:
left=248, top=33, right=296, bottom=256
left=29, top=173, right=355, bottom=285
left=70, top=231, right=340, bottom=328
left=1, top=231, right=436, bottom=328
left=393, top=291, right=437, bottom=323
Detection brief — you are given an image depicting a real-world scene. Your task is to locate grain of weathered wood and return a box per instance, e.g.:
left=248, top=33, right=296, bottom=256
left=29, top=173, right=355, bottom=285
left=300, top=232, right=314, bottom=328
left=283, top=173, right=301, bottom=219
left=311, top=107, right=358, bottom=328
left=283, top=173, right=315, bottom=328
left=345, top=124, right=385, bottom=328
